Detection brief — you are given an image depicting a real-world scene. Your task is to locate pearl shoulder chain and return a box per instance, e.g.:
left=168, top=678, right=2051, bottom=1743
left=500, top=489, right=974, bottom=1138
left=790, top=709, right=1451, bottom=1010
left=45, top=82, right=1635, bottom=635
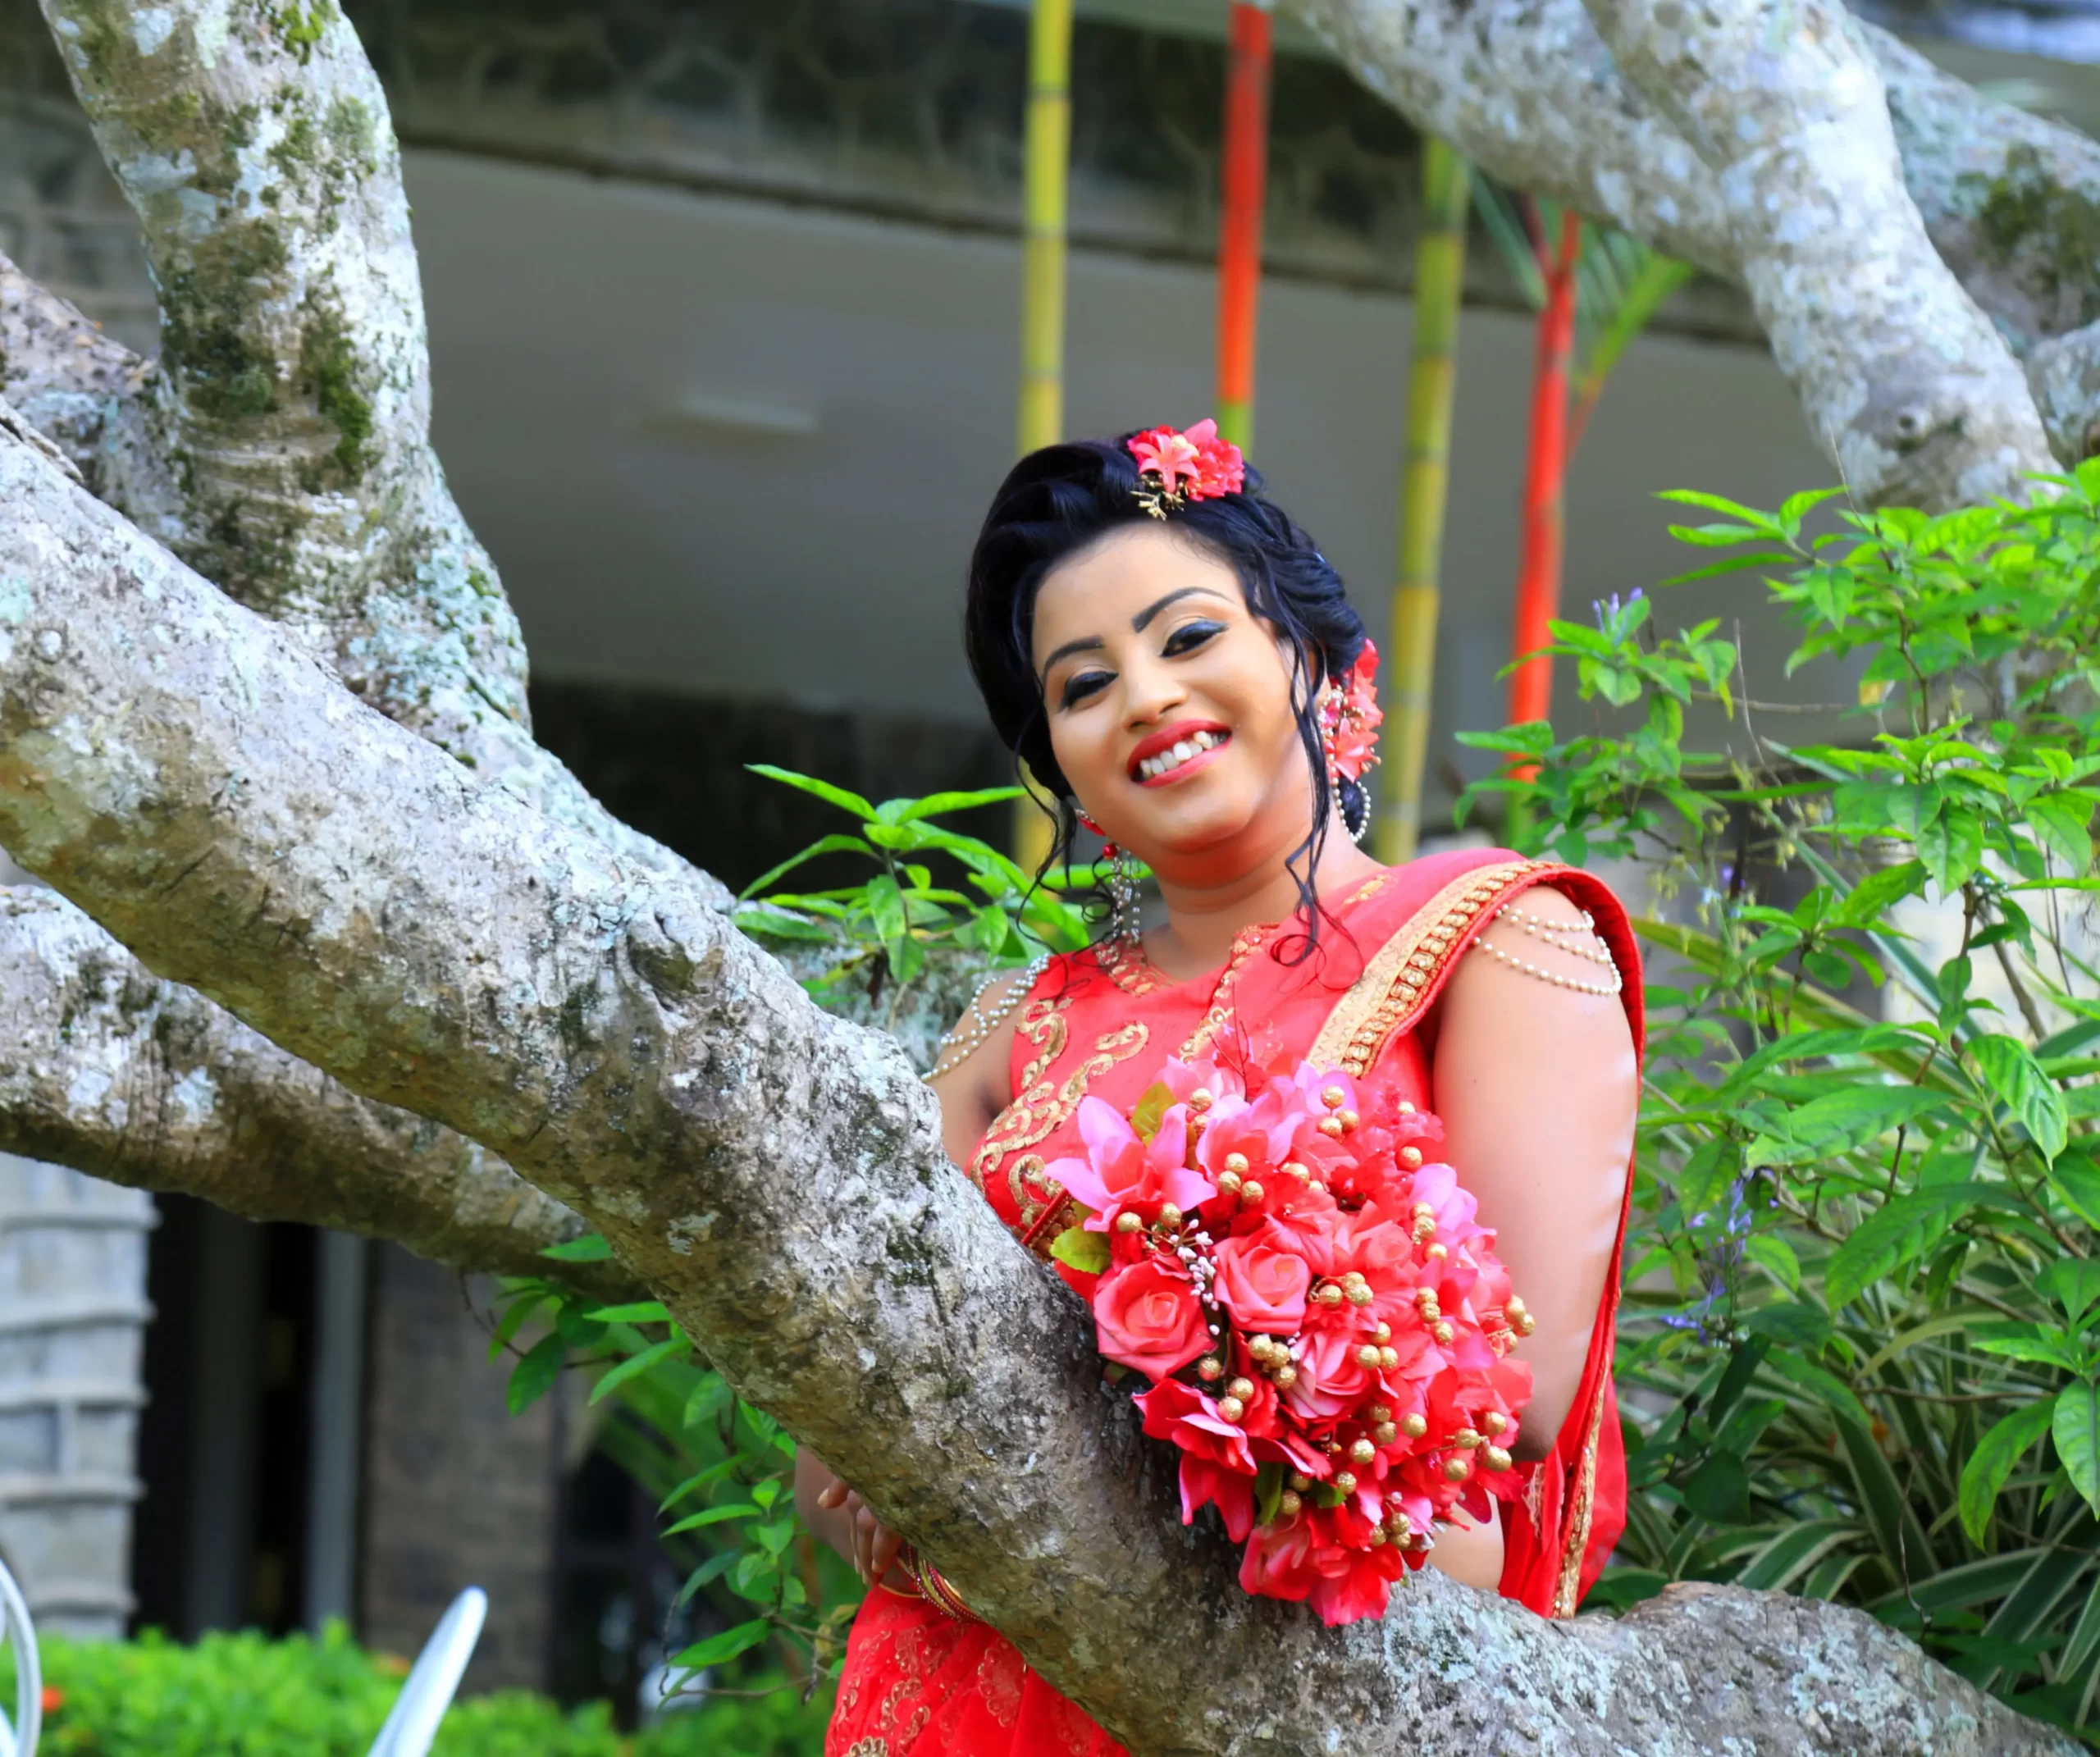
left=1469, top=904, right=1623, bottom=997
left=928, top=953, right=1051, bottom=1081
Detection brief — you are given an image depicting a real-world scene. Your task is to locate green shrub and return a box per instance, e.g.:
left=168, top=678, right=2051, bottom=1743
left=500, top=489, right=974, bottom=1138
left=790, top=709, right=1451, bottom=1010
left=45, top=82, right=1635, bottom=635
left=3, top=1627, right=829, bottom=1757
left=1469, top=476, right=2100, bottom=1740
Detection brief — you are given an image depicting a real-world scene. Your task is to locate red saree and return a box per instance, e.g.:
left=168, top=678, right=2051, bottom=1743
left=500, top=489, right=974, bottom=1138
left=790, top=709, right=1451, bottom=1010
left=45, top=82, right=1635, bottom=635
left=825, top=849, right=1644, bottom=1757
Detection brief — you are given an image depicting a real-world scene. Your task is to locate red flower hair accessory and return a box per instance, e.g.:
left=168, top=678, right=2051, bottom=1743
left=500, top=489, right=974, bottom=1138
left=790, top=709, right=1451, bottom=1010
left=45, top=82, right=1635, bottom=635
left=1126, top=419, right=1246, bottom=519
left=1320, top=641, right=1383, bottom=787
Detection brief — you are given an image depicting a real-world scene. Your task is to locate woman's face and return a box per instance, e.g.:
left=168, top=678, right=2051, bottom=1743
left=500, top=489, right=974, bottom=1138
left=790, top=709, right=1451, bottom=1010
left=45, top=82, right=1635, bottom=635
left=1031, top=523, right=1312, bottom=875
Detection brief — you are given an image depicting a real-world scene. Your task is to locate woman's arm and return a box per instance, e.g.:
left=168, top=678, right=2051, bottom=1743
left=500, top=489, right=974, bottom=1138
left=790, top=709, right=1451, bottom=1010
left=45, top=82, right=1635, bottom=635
left=926, top=966, right=1030, bottom=1164
left=1431, top=883, right=1639, bottom=1457
left=792, top=968, right=1030, bottom=1579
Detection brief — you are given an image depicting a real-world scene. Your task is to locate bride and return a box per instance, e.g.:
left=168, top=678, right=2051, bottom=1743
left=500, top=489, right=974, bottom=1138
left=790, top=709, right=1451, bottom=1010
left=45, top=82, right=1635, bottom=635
left=798, top=422, right=1641, bottom=1756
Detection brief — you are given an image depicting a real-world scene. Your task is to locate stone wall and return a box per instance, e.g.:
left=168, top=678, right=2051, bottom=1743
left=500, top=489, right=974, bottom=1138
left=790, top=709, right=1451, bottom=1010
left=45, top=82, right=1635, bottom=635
left=0, top=1156, right=153, bottom=1639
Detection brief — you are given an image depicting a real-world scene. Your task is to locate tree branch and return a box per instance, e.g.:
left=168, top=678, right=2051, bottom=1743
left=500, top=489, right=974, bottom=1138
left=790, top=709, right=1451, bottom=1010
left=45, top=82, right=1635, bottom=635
left=0, top=367, right=2071, bottom=1756
left=0, top=882, right=632, bottom=1298
left=1287, top=0, right=2093, bottom=493
left=0, top=247, right=158, bottom=498
left=25, top=0, right=728, bottom=897
left=1580, top=0, right=2055, bottom=507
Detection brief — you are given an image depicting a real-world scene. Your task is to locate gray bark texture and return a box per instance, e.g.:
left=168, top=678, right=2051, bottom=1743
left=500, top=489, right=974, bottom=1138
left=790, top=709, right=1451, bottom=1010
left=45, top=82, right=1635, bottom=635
left=0, top=0, right=2094, bottom=1749
left=0, top=882, right=625, bottom=1293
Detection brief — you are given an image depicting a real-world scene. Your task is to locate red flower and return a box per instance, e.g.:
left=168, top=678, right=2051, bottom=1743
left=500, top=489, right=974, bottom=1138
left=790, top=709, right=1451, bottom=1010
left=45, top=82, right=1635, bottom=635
left=1308, top=1528, right=1410, bottom=1627
left=1211, top=1224, right=1312, bottom=1332
left=1238, top=1509, right=1320, bottom=1603
left=1322, top=641, right=1384, bottom=784
left=1125, top=419, right=1246, bottom=505
left=1091, top=1257, right=1213, bottom=1381
left=1135, top=1377, right=1258, bottom=1473
left=39, top=1686, right=62, bottom=1714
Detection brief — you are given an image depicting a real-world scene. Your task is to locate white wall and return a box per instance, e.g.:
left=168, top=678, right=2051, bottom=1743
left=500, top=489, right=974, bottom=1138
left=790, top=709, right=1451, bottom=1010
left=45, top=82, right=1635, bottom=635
left=406, top=149, right=1851, bottom=810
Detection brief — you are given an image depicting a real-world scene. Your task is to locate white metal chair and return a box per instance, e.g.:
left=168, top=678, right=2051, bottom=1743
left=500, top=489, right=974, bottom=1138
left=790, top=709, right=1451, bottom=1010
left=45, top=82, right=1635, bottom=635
left=0, top=1555, right=40, bottom=1757
left=366, top=1586, right=486, bottom=1757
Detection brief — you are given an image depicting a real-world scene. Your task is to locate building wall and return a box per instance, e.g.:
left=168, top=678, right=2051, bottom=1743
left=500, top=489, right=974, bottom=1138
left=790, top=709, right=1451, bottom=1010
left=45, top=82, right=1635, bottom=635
left=0, top=1156, right=152, bottom=1639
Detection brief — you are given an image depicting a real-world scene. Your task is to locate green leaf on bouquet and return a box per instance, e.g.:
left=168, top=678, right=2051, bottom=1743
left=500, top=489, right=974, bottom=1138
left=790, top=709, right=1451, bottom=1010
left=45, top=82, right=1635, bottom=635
left=1048, top=1225, right=1111, bottom=1275
left=1253, top=1462, right=1286, bottom=1528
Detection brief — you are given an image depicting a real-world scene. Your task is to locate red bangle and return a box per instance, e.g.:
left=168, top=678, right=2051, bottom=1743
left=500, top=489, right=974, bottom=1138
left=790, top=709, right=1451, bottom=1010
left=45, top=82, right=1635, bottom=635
left=897, top=1545, right=981, bottom=1623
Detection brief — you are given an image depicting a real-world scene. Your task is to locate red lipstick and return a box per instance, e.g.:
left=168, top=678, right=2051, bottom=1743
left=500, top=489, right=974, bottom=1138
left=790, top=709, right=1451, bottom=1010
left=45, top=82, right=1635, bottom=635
left=1127, top=719, right=1232, bottom=785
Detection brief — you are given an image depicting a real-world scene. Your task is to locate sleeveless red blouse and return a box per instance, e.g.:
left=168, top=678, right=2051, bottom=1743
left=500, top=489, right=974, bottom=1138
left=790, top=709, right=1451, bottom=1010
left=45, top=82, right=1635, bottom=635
left=826, top=849, right=1644, bottom=1757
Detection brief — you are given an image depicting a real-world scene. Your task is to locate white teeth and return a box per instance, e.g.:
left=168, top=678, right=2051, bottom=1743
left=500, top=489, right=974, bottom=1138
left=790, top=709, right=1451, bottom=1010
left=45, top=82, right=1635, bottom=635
left=1137, top=730, right=1226, bottom=781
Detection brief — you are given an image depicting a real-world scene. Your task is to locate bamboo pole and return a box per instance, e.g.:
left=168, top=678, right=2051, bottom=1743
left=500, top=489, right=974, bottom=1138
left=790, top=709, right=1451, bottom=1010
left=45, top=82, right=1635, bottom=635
left=1507, top=210, right=1582, bottom=735
left=1013, top=0, right=1075, bottom=873
left=1216, top=1, right=1272, bottom=454
left=1376, top=138, right=1470, bottom=866
left=1016, top=0, right=1074, bottom=457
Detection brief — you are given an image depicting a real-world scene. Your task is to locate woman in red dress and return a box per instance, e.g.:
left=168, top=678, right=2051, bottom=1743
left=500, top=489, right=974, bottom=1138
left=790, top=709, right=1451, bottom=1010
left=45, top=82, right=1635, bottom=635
left=801, top=427, right=1641, bottom=1756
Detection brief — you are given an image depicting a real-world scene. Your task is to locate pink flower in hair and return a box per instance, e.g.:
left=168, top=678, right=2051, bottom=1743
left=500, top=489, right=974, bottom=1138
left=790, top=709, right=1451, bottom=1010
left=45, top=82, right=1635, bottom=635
left=1323, top=641, right=1384, bottom=785
left=1126, top=419, right=1246, bottom=515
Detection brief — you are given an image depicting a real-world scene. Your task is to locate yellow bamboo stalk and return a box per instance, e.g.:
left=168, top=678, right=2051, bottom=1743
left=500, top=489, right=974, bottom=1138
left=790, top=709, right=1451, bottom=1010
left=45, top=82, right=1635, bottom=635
left=1013, top=0, right=1075, bottom=873
left=1376, top=137, right=1470, bottom=867
left=1016, top=0, right=1074, bottom=457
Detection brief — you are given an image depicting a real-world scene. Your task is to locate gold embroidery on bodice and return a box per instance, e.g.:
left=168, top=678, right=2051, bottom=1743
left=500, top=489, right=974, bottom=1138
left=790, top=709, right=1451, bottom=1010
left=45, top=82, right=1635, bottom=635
left=970, top=995, right=1149, bottom=1248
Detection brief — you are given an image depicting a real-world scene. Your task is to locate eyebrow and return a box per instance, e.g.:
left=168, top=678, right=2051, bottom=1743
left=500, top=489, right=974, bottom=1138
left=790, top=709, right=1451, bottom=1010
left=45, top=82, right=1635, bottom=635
left=1037, top=586, right=1233, bottom=680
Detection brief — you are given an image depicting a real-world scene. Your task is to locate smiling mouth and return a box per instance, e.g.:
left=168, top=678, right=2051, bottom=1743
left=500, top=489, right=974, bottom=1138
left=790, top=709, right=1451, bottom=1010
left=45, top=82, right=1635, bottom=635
left=1132, top=728, right=1230, bottom=783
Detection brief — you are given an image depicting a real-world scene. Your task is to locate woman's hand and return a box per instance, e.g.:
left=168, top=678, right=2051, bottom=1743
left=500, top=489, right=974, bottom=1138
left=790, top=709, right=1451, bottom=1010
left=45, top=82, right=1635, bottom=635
left=795, top=1449, right=908, bottom=1589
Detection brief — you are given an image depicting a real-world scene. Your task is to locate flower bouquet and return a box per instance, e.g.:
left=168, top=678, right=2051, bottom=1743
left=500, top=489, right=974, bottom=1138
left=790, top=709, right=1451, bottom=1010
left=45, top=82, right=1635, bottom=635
left=1045, top=1055, right=1534, bottom=1626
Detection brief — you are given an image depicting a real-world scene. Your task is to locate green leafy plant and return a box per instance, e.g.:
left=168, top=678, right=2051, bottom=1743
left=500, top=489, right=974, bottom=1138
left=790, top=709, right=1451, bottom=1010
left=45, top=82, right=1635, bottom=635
left=730, top=767, right=1093, bottom=1003
left=2, top=1623, right=823, bottom=1755
left=1465, top=471, right=2100, bottom=1738
left=494, top=770, right=1099, bottom=1705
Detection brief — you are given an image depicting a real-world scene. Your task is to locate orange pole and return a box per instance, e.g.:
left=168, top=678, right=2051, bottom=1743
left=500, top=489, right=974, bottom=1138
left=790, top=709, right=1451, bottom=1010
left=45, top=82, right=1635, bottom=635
left=1216, top=2, right=1272, bottom=453
left=1507, top=211, right=1582, bottom=731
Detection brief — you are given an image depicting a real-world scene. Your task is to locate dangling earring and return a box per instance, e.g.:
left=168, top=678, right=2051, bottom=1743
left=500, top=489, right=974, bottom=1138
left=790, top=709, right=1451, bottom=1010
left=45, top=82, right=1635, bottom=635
left=1317, top=649, right=1385, bottom=847
left=1075, top=809, right=1143, bottom=944
left=1098, top=841, right=1144, bottom=944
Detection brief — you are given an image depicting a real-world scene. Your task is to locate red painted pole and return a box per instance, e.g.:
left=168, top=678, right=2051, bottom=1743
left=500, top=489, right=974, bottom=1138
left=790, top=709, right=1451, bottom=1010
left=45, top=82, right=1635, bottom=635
left=1508, top=210, right=1582, bottom=732
left=1216, top=1, right=1271, bottom=453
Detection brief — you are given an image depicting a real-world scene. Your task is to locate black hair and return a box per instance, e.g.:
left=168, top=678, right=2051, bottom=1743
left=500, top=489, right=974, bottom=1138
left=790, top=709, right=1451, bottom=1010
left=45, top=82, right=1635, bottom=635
left=963, top=436, right=1372, bottom=956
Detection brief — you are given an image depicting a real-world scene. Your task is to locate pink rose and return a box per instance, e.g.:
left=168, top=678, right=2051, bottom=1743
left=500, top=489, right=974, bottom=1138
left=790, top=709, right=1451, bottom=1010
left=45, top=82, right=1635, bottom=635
left=1211, top=1225, right=1311, bottom=1332
left=1282, top=1326, right=1376, bottom=1421
left=1091, top=1257, right=1212, bottom=1382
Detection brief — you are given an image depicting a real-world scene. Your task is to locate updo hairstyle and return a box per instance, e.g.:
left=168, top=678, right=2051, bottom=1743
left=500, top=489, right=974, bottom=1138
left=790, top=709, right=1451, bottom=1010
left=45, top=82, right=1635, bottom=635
left=962, top=436, right=1372, bottom=948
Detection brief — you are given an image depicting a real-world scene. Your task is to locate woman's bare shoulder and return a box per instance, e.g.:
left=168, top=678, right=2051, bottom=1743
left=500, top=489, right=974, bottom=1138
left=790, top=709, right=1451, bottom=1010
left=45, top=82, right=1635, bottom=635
left=1441, top=880, right=1629, bottom=1017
